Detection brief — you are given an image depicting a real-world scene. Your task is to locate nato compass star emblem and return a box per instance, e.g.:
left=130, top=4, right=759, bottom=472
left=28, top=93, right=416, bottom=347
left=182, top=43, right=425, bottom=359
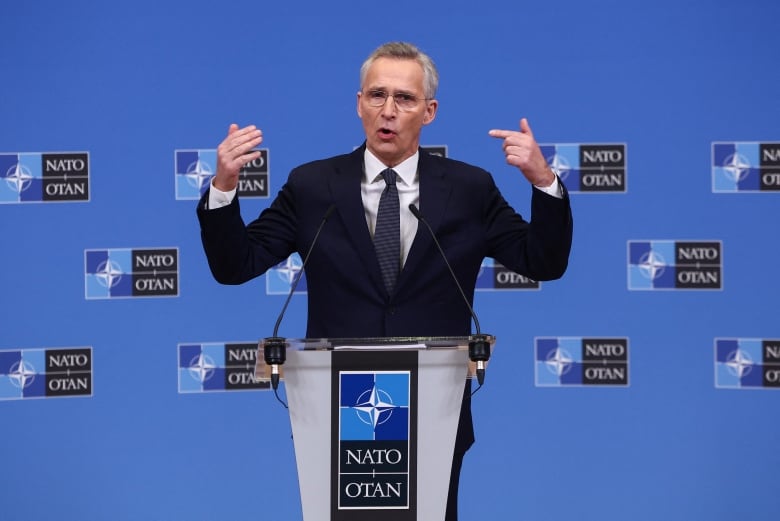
left=724, top=349, right=753, bottom=378
left=351, top=385, right=399, bottom=428
left=5, top=163, right=33, bottom=193
left=638, top=250, right=666, bottom=280
left=275, top=255, right=303, bottom=286
left=545, top=348, right=573, bottom=376
left=184, top=160, right=214, bottom=191
left=8, top=360, right=36, bottom=389
left=95, top=260, right=124, bottom=288
left=721, top=153, right=751, bottom=183
left=188, top=353, right=216, bottom=383
left=547, top=153, right=571, bottom=181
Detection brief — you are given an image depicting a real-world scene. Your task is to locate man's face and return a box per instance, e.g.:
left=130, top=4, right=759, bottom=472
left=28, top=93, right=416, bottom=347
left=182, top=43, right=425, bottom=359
left=357, top=57, right=438, bottom=167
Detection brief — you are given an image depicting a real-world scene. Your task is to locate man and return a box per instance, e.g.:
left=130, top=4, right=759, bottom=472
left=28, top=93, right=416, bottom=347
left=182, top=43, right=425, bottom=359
left=198, top=42, right=572, bottom=521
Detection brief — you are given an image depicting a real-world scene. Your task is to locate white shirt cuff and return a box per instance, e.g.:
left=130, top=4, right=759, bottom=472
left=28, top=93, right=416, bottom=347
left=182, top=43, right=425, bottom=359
left=207, top=180, right=237, bottom=209
left=534, top=176, right=563, bottom=199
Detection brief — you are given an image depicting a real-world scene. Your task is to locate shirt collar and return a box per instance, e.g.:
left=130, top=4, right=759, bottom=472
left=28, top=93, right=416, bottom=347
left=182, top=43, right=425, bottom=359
left=363, top=148, right=419, bottom=186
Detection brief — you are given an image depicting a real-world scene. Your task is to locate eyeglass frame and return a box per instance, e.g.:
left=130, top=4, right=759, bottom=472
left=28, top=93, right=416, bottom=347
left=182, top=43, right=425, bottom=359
left=360, top=89, right=434, bottom=111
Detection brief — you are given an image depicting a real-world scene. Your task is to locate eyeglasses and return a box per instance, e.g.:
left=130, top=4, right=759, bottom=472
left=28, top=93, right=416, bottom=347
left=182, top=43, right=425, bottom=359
left=362, top=89, right=431, bottom=111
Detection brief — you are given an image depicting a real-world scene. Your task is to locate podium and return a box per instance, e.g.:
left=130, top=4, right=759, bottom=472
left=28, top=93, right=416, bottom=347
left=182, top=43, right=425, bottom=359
left=255, top=336, right=495, bottom=521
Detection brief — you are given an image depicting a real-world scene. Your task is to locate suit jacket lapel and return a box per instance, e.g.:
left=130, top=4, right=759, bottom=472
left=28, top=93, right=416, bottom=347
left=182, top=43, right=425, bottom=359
left=329, top=145, right=387, bottom=294
left=399, top=150, right=452, bottom=290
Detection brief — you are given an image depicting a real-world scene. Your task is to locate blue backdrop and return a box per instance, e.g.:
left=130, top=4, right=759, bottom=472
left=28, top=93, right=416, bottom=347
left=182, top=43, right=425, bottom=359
left=2, top=1, right=779, bottom=520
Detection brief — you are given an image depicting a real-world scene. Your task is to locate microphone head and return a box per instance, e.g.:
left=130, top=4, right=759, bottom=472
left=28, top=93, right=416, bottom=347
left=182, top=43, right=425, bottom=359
left=468, top=334, right=491, bottom=362
left=408, top=203, right=422, bottom=219
left=263, top=337, right=287, bottom=366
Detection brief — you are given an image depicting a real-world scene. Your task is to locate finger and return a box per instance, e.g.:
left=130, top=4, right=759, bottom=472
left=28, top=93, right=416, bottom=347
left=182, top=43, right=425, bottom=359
left=230, top=149, right=262, bottom=170
left=218, top=129, right=261, bottom=168
left=233, top=136, right=263, bottom=159
left=227, top=127, right=263, bottom=153
left=488, top=129, right=516, bottom=139
left=240, top=149, right=262, bottom=165
left=226, top=124, right=260, bottom=142
left=520, top=118, right=533, bottom=137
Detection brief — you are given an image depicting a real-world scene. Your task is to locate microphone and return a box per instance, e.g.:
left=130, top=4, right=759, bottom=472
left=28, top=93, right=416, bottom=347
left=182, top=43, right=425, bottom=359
left=408, top=204, right=491, bottom=385
left=264, top=204, right=336, bottom=391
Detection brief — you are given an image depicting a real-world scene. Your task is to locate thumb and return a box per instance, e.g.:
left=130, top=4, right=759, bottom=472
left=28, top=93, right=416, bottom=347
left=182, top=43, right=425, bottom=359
left=228, top=123, right=239, bottom=135
left=519, top=118, right=533, bottom=137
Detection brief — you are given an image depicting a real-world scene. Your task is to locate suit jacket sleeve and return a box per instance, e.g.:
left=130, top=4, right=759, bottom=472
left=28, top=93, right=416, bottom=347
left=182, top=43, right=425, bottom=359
left=484, top=176, right=573, bottom=281
left=196, top=181, right=298, bottom=285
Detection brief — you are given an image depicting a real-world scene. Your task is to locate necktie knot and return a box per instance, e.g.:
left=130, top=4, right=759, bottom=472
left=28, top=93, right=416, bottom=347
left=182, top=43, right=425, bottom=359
left=381, top=168, right=397, bottom=187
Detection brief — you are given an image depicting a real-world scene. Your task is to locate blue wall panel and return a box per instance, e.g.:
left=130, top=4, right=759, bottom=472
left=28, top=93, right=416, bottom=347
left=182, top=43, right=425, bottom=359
left=2, top=1, right=779, bottom=519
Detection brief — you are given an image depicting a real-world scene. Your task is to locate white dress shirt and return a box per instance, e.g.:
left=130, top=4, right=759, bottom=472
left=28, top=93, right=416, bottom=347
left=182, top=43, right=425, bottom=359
left=362, top=148, right=420, bottom=268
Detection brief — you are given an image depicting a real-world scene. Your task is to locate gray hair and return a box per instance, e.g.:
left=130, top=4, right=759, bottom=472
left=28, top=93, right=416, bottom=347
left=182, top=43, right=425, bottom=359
left=359, top=42, right=439, bottom=99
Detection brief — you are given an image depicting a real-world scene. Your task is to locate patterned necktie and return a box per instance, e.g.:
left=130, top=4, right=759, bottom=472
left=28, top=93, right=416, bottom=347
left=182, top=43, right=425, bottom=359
left=374, top=168, right=400, bottom=294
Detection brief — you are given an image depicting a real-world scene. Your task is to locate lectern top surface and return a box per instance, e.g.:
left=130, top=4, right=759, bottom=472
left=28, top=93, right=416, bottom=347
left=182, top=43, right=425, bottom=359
left=260, top=335, right=496, bottom=351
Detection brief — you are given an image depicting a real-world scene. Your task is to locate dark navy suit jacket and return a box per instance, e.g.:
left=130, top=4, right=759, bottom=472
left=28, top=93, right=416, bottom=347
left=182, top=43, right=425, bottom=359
left=197, top=143, right=572, bottom=459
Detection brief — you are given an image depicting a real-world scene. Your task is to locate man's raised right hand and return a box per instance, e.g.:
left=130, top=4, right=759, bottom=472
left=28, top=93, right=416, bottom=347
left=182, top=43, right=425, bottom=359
left=214, top=123, right=263, bottom=192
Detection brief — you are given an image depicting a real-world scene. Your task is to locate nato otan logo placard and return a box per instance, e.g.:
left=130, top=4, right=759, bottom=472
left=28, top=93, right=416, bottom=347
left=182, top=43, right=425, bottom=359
left=715, top=338, right=780, bottom=389
left=266, top=253, right=306, bottom=295
left=339, top=371, right=410, bottom=509
left=421, top=145, right=447, bottom=158
left=712, top=142, right=780, bottom=192
left=0, top=347, right=93, bottom=400
left=540, top=143, right=626, bottom=193
left=85, top=248, right=179, bottom=299
left=475, top=258, right=539, bottom=291
left=178, top=342, right=269, bottom=393
left=535, top=337, right=629, bottom=387
left=628, top=240, right=722, bottom=290
left=0, top=152, right=89, bottom=204
left=175, top=148, right=270, bottom=200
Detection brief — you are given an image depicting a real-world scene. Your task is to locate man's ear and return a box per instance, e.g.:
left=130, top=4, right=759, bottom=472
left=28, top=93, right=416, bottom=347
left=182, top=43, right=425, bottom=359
left=422, top=100, right=438, bottom=125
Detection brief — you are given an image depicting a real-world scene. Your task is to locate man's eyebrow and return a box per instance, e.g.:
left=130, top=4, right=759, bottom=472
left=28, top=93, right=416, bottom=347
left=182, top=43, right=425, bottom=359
left=370, top=88, right=417, bottom=96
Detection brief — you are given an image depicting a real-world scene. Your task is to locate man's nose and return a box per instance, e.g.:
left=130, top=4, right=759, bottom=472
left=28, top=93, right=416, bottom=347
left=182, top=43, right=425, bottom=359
left=380, top=95, right=397, bottom=117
